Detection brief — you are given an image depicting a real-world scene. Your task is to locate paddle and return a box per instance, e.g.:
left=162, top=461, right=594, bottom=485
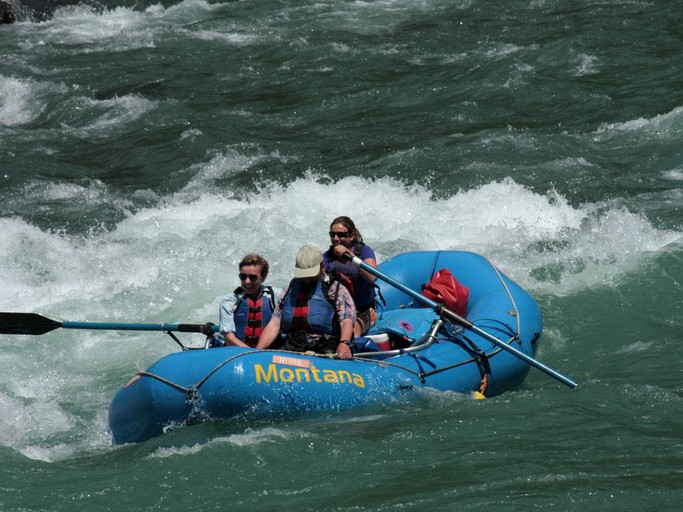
left=343, top=254, right=577, bottom=388
left=0, top=312, right=220, bottom=336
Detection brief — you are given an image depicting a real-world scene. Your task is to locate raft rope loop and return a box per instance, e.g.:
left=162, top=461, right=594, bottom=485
left=136, top=349, right=266, bottom=404
left=487, top=257, right=522, bottom=343
left=456, top=256, right=523, bottom=394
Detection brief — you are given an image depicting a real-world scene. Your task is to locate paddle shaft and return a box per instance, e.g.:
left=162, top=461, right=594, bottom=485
left=0, top=312, right=219, bottom=336
left=347, top=255, right=577, bottom=388
left=61, top=321, right=212, bottom=332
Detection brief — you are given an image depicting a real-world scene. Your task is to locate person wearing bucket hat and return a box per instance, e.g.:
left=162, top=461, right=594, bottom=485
left=256, top=244, right=356, bottom=359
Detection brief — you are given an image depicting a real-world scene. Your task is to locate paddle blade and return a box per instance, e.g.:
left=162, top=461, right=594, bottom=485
left=0, top=312, right=62, bottom=335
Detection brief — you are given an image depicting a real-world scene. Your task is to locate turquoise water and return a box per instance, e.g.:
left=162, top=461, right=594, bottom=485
left=1, top=0, right=681, bottom=510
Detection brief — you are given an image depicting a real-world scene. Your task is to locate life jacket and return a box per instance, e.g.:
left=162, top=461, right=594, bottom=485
left=233, top=286, right=275, bottom=347
left=324, top=242, right=376, bottom=311
left=280, top=279, right=339, bottom=337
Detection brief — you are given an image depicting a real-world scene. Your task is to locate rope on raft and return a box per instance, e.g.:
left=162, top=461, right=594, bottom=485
left=136, top=350, right=265, bottom=403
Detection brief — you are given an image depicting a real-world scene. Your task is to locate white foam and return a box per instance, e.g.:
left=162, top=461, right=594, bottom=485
left=16, top=1, right=260, bottom=53
left=527, top=206, right=679, bottom=294
left=148, top=443, right=205, bottom=459
left=1, top=174, right=678, bottom=311
left=19, top=444, right=75, bottom=463
left=615, top=341, right=656, bottom=354
left=574, top=54, right=601, bottom=76
left=663, top=169, right=683, bottom=181
left=147, top=426, right=294, bottom=458
left=0, top=76, right=66, bottom=127
left=187, top=28, right=260, bottom=45
left=79, top=94, right=159, bottom=132
left=23, top=6, right=156, bottom=52
left=595, top=106, right=683, bottom=137
left=0, top=388, right=73, bottom=451
left=22, top=179, right=109, bottom=203
left=132, top=174, right=679, bottom=296
left=0, top=328, right=122, bottom=461
left=221, top=426, right=294, bottom=446
left=0, top=73, right=157, bottom=134
left=181, top=148, right=293, bottom=191
left=0, top=77, right=35, bottom=126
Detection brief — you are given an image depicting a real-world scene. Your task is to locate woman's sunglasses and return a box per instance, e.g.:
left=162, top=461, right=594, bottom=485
left=329, top=231, right=351, bottom=239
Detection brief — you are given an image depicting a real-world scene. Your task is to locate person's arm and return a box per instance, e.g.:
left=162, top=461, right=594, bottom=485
left=256, top=287, right=286, bottom=349
left=333, top=244, right=377, bottom=282
left=333, top=281, right=356, bottom=360
left=335, top=317, right=354, bottom=360
left=358, top=257, right=377, bottom=283
left=256, top=316, right=281, bottom=349
left=359, top=245, right=378, bottom=282
left=224, top=332, right=249, bottom=347
left=219, top=293, right=249, bottom=347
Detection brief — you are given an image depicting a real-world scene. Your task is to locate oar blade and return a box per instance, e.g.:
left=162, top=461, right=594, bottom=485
left=0, top=312, right=62, bottom=335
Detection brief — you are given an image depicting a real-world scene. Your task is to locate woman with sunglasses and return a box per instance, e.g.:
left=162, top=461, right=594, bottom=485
left=323, top=216, right=378, bottom=337
left=215, top=253, right=280, bottom=348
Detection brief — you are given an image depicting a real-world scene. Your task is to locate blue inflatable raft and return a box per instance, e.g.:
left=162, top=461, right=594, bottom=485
left=108, top=251, right=543, bottom=444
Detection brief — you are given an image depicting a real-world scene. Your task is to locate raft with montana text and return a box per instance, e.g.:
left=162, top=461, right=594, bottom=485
left=108, top=251, right=549, bottom=444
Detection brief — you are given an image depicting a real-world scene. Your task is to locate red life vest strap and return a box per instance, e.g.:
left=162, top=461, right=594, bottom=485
left=243, top=296, right=264, bottom=346
left=290, top=285, right=313, bottom=332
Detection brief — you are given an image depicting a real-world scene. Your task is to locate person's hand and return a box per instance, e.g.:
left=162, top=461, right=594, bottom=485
left=336, top=342, right=352, bottom=360
left=333, top=245, right=352, bottom=260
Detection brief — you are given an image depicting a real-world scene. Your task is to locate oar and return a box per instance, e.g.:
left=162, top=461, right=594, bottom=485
left=343, top=255, right=577, bottom=388
left=0, top=312, right=219, bottom=336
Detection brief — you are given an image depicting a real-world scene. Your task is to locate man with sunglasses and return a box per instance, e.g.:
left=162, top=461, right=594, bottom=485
left=215, top=253, right=280, bottom=348
left=256, top=245, right=355, bottom=360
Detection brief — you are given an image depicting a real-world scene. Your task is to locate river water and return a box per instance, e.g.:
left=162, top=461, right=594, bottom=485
left=0, top=0, right=681, bottom=510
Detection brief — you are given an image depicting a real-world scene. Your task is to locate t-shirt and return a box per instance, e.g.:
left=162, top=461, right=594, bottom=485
left=323, top=242, right=377, bottom=311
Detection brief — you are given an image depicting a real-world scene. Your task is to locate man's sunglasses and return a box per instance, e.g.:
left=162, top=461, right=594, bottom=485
left=239, top=273, right=260, bottom=281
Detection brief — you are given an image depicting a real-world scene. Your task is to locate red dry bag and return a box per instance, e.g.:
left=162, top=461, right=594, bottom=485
left=420, top=268, right=469, bottom=317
